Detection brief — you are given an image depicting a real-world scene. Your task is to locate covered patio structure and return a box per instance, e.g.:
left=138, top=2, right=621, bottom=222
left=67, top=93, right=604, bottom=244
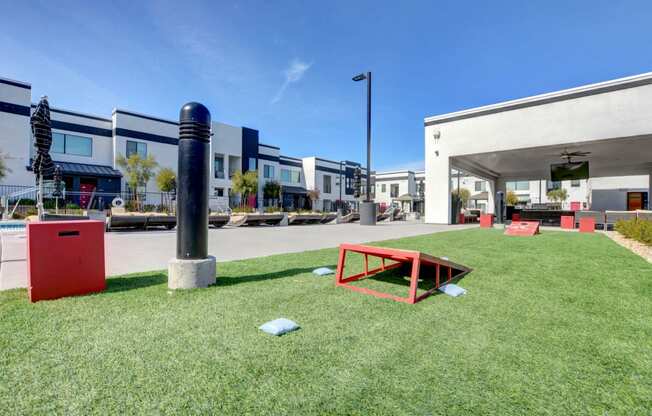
left=424, top=72, right=652, bottom=224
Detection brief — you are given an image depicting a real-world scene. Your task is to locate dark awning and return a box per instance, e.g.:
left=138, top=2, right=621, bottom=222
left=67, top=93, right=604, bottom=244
left=54, top=161, right=122, bottom=178
left=282, top=186, right=308, bottom=194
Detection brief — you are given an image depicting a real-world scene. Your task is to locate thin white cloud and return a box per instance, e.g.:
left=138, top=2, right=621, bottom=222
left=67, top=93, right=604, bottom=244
left=271, top=59, right=312, bottom=104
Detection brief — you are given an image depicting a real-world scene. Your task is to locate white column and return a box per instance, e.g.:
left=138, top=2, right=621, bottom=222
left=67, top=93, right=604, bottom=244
left=424, top=155, right=451, bottom=224
left=486, top=179, right=495, bottom=214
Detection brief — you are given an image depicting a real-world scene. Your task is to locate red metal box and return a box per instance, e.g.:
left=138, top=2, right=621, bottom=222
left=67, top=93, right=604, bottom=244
left=560, top=215, right=574, bottom=230
left=479, top=214, right=494, bottom=228
left=27, top=220, right=106, bottom=302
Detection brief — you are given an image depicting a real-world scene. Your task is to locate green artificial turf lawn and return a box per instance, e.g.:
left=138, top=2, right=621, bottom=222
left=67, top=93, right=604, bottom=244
left=1, top=228, right=651, bottom=415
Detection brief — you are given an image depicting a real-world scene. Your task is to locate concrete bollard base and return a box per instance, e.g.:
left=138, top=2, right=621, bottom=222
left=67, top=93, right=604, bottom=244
left=168, top=256, right=216, bottom=289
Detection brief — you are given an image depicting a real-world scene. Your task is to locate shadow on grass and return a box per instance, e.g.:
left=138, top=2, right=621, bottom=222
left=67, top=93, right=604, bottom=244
left=216, top=265, right=338, bottom=287
left=104, top=273, right=167, bottom=293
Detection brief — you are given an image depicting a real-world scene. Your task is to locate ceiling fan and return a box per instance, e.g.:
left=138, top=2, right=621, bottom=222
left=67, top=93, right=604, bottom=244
left=557, top=148, right=591, bottom=163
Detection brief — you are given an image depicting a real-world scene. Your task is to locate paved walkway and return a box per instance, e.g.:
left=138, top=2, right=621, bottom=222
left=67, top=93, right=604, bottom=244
left=0, top=221, right=474, bottom=290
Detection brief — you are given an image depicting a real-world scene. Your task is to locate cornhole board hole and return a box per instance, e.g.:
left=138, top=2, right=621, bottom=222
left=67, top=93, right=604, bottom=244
left=560, top=215, right=574, bottom=230
left=480, top=214, right=494, bottom=228
left=335, top=243, right=472, bottom=304
left=579, top=217, right=595, bottom=233
left=504, top=221, right=540, bottom=236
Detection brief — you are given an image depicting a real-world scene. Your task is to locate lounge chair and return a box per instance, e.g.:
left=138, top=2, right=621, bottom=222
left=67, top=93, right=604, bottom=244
left=320, top=213, right=338, bottom=224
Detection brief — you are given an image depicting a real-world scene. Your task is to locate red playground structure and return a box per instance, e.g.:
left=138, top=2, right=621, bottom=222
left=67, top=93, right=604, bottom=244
left=335, top=243, right=472, bottom=304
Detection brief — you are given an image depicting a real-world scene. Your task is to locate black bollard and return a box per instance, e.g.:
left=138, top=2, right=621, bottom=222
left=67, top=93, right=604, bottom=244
left=176, top=102, right=211, bottom=259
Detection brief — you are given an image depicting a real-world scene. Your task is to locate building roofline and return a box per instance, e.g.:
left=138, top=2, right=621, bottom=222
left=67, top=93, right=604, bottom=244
left=112, top=108, right=179, bottom=126
left=374, top=169, right=415, bottom=176
left=424, top=71, right=652, bottom=126
left=32, top=104, right=112, bottom=123
left=0, top=76, right=31, bottom=89
left=259, top=143, right=280, bottom=150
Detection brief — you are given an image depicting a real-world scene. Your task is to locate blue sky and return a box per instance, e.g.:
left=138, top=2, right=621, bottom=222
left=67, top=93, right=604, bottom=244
left=2, top=1, right=652, bottom=171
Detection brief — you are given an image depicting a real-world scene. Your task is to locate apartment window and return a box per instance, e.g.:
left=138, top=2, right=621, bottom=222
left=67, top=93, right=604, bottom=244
left=52, top=132, right=92, bottom=157
left=381, top=184, right=386, bottom=193
left=281, top=168, right=300, bottom=183
left=126, top=140, right=147, bottom=158
left=506, top=180, right=530, bottom=191
left=571, top=179, right=581, bottom=187
left=248, top=157, right=257, bottom=171
left=323, top=175, right=332, bottom=194
left=214, top=154, right=225, bottom=179
left=264, top=164, right=275, bottom=179
left=390, top=184, right=399, bottom=198
left=475, top=181, right=486, bottom=192
left=214, top=187, right=224, bottom=197
left=547, top=181, right=562, bottom=191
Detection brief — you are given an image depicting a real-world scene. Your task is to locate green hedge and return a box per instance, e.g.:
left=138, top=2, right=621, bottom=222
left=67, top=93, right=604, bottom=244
left=615, top=218, right=652, bottom=246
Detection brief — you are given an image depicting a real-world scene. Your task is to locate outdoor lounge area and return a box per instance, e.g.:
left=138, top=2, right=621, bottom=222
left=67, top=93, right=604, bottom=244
left=1, top=228, right=649, bottom=414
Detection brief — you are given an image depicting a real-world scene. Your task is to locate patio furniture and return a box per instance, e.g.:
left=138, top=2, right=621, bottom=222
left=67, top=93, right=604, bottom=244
left=208, top=214, right=230, bottom=228
left=320, top=213, right=338, bottom=224
left=288, top=213, right=324, bottom=225
left=520, top=209, right=574, bottom=226
left=335, top=243, right=472, bottom=304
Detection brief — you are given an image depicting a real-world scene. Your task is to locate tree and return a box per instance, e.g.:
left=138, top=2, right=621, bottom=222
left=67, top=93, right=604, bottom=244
left=547, top=188, right=568, bottom=203
left=307, top=188, right=321, bottom=211
left=506, top=190, right=519, bottom=206
left=231, top=170, right=258, bottom=207
left=452, top=188, right=471, bottom=208
left=263, top=180, right=281, bottom=207
left=156, top=168, right=176, bottom=193
left=116, top=153, right=158, bottom=209
left=156, top=168, right=176, bottom=212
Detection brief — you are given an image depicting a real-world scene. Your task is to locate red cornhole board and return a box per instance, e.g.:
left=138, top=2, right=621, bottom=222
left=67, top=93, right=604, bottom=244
left=27, top=220, right=106, bottom=302
left=579, top=217, right=595, bottom=233
left=335, top=243, right=472, bottom=304
left=480, top=214, right=493, bottom=228
left=504, top=221, right=540, bottom=236
left=560, top=215, right=574, bottom=230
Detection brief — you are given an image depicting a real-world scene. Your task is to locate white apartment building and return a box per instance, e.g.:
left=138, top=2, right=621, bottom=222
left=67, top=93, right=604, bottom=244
left=0, top=76, right=365, bottom=211
left=424, top=72, right=652, bottom=223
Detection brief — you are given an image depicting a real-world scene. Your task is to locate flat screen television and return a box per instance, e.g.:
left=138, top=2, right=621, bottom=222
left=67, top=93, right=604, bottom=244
left=550, top=161, right=589, bottom=181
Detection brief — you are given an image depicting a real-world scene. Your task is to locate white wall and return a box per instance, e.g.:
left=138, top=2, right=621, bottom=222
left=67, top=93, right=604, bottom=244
left=0, top=80, right=32, bottom=186
left=112, top=111, right=178, bottom=200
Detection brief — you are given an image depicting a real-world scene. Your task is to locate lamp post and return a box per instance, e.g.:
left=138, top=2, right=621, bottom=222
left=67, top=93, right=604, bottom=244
left=352, top=71, right=376, bottom=225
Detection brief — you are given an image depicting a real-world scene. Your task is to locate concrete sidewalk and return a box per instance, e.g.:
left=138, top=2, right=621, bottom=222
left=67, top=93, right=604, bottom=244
left=0, top=221, right=474, bottom=290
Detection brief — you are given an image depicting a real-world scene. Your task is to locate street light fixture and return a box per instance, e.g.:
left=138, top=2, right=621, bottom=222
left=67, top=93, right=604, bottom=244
left=352, top=71, right=376, bottom=225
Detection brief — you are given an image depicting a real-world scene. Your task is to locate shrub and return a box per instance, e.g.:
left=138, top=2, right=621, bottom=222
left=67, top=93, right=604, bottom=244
left=615, top=218, right=652, bottom=246
left=231, top=206, right=254, bottom=214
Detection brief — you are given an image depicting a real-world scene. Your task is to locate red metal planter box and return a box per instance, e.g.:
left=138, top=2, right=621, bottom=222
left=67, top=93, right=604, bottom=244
left=579, top=217, right=595, bottom=233
left=560, top=215, right=574, bottom=230
left=480, top=214, right=494, bottom=228
left=27, top=220, right=106, bottom=302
